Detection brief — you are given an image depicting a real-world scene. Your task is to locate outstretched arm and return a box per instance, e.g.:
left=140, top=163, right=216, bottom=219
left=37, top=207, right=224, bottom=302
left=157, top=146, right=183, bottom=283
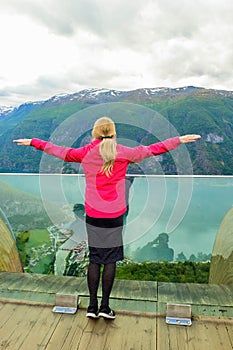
left=13, top=138, right=72, bottom=160
left=119, top=134, right=201, bottom=163
left=13, top=138, right=89, bottom=162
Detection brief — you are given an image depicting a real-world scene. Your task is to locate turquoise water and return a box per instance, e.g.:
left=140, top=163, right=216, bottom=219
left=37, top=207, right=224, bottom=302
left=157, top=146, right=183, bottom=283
left=1, top=174, right=233, bottom=261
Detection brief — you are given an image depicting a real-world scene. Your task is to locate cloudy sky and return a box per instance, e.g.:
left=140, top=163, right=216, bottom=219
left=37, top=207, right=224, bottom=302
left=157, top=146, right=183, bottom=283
left=0, top=0, right=232, bottom=106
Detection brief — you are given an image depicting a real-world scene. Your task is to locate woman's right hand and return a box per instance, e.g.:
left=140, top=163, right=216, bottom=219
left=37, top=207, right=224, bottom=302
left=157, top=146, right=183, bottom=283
left=179, top=135, right=201, bottom=144
left=13, top=139, right=32, bottom=146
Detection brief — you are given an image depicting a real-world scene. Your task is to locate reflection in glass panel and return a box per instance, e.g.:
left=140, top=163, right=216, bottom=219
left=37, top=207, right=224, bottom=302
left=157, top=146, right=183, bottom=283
left=0, top=174, right=232, bottom=276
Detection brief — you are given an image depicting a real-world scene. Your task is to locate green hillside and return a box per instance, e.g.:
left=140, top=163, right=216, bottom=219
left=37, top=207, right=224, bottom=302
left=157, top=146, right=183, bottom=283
left=141, top=94, right=233, bottom=174
left=0, top=181, right=67, bottom=232
left=1, top=87, right=233, bottom=174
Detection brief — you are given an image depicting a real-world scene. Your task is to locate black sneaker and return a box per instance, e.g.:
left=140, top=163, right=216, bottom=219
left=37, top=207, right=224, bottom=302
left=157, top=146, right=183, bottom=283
left=86, top=306, right=99, bottom=319
left=98, top=307, right=116, bottom=319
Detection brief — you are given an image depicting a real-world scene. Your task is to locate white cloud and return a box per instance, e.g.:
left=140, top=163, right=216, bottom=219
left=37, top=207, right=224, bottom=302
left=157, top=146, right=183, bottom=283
left=0, top=0, right=232, bottom=106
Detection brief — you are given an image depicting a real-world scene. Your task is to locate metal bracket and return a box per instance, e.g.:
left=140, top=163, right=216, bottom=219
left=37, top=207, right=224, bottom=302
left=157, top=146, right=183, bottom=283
left=166, top=303, right=192, bottom=326
left=52, top=293, right=79, bottom=314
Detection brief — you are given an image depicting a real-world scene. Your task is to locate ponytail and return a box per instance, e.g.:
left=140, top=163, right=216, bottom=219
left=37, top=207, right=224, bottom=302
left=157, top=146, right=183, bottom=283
left=92, top=117, right=117, bottom=177
left=99, top=137, right=117, bottom=177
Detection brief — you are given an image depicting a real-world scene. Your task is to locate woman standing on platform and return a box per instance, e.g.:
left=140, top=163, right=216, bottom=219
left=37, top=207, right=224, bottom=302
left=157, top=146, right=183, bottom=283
left=13, top=117, right=200, bottom=319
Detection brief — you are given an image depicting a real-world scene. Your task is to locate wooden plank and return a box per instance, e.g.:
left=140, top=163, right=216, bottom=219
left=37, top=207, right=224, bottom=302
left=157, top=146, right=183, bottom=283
left=0, top=301, right=6, bottom=312
left=77, top=315, right=109, bottom=349
left=41, top=275, right=75, bottom=293
left=18, top=307, right=62, bottom=350
left=158, top=282, right=233, bottom=317
left=225, top=321, right=233, bottom=349
left=0, top=301, right=63, bottom=350
left=0, top=272, right=157, bottom=309
left=0, top=302, right=157, bottom=350
left=3, top=272, right=233, bottom=306
left=0, top=303, right=36, bottom=349
left=158, top=283, right=233, bottom=306
left=0, top=290, right=54, bottom=305
left=45, top=311, right=85, bottom=350
left=111, top=298, right=157, bottom=314
left=158, top=283, right=233, bottom=308
left=0, top=272, right=45, bottom=292
left=6, top=272, right=233, bottom=307
left=157, top=316, right=188, bottom=350
left=0, top=271, right=25, bottom=289
left=1, top=272, right=233, bottom=319
left=6, top=305, right=49, bottom=349
left=111, top=279, right=157, bottom=301
left=76, top=310, right=156, bottom=350
left=157, top=316, right=233, bottom=350
left=103, top=313, right=156, bottom=350
left=199, top=321, right=233, bottom=350
left=0, top=301, right=232, bottom=350
left=0, top=303, right=18, bottom=330
left=0, top=272, right=87, bottom=297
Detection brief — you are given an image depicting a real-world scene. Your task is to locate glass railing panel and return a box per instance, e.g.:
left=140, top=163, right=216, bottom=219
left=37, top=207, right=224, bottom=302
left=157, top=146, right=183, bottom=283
left=0, top=174, right=232, bottom=276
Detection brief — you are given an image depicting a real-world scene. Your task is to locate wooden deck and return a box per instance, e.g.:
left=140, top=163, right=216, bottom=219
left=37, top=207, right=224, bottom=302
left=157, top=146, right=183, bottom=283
left=0, top=272, right=232, bottom=349
left=0, top=302, right=232, bottom=350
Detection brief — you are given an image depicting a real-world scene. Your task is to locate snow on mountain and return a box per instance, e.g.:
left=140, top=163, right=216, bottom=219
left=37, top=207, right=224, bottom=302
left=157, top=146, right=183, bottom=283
left=0, top=106, right=15, bottom=117
left=1, top=86, right=233, bottom=119
left=78, top=88, right=122, bottom=97
left=41, top=88, right=128, bottom=105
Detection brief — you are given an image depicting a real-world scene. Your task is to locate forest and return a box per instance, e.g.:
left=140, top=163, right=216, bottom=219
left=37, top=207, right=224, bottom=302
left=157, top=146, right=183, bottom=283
left=115, top=260, right=210, bottom=283
left=16, top=230, right=210, bottom=283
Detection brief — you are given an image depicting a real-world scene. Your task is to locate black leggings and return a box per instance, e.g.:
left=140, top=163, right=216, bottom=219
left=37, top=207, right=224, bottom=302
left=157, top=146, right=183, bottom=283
left=86, top=215, right=124, bottom=309
left=87, top=262, right=116, bottom=309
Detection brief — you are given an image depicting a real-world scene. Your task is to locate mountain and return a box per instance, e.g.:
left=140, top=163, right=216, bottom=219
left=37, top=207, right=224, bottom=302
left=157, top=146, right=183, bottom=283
left=0, top=86, right=233, bottom=174
left=0, top=180, right=70, bottom=231
left=0, top=106, right=15, bottom=117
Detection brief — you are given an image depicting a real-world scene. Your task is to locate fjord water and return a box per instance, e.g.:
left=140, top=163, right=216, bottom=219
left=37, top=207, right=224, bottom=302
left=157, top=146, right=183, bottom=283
left=1, top=174, right=232, bottom=261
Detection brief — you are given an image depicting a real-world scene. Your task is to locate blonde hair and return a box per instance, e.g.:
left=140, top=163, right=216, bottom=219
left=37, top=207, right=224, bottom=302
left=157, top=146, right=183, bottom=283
left=92, top=117, right=117, bottom=177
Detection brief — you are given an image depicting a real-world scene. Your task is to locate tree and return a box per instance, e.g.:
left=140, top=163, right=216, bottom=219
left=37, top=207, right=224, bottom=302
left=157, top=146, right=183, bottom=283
left=176, top=252, right=187, bottom=262
left=189, top=254, right=197, bottom=262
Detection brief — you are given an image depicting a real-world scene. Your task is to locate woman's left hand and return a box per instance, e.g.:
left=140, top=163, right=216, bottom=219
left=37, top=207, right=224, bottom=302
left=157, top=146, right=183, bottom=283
left=13, top=139, right=32, bottom=146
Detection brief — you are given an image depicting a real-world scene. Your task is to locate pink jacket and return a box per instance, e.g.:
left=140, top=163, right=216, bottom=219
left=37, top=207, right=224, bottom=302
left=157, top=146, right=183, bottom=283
left=31, top=137, right=180, bottom=218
